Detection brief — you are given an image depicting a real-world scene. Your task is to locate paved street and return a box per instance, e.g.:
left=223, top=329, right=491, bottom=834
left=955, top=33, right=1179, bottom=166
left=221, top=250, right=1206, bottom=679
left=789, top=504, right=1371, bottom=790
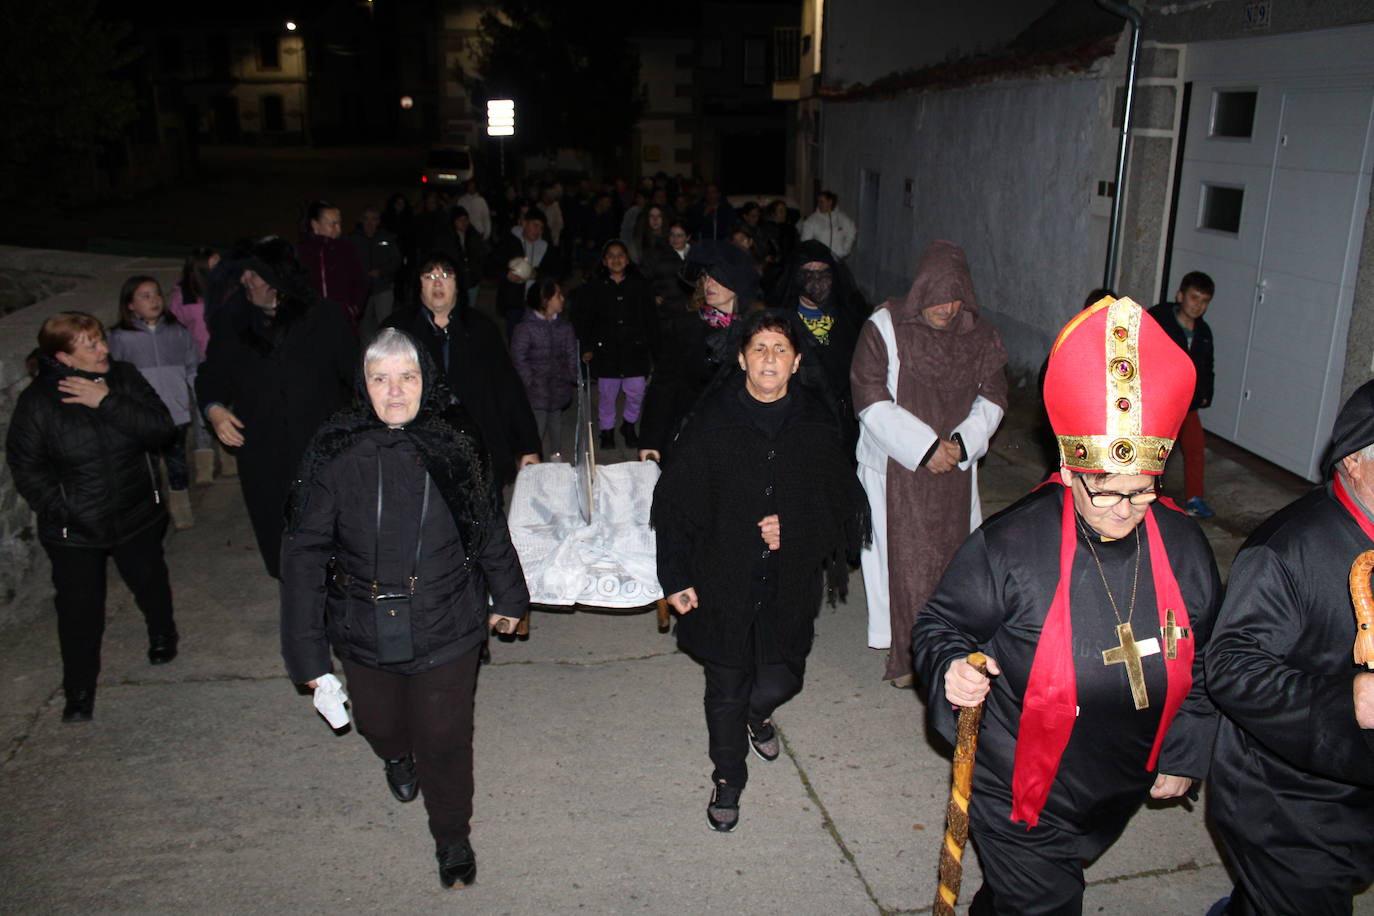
left=0, top=248, right=1366, bottom=914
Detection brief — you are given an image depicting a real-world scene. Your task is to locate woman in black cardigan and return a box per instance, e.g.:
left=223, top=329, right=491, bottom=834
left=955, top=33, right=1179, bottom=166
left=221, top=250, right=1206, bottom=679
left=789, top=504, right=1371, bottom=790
left=280, top=328, right=527, bottom=888
left=651, top=309, right=868, bottom=832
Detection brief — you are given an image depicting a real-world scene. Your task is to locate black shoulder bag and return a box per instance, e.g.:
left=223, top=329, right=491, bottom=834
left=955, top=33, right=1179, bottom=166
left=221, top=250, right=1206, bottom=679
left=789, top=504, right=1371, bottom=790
left=371, top=453, right=431, bottom=665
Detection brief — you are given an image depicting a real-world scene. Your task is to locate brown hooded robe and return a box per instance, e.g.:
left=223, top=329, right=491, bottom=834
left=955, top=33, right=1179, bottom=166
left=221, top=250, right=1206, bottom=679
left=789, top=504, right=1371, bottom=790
left=851, top=241, right=1008, bottom=680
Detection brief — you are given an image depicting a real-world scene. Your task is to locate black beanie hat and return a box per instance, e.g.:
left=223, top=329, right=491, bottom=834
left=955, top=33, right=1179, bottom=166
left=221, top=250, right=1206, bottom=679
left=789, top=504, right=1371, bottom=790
left=1325, top=379, right=1374, bottom=478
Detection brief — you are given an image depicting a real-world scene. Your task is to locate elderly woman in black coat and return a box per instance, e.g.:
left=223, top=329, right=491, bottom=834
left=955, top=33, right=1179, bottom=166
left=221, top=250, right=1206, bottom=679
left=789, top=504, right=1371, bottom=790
left=652, top=309, right=868, bottom=832
left=280, top=327, right=527, bottom=888
left=6, top=312, right=177, bottom=722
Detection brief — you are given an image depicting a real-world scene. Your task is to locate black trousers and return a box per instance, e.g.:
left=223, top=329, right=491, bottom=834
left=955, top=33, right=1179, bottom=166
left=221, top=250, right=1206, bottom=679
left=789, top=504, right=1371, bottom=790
left=43, top=519, right=176, bottom=694
left=342, top=645, right=481, bottom=846
left=966, top=796, right=1090, bottom=916
left=701, top=633, right=805, bottom=788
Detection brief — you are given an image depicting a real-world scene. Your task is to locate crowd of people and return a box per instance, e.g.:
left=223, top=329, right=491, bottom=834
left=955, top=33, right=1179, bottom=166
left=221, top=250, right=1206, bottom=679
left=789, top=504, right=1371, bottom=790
left=5, top=172, right=1372, bottom=913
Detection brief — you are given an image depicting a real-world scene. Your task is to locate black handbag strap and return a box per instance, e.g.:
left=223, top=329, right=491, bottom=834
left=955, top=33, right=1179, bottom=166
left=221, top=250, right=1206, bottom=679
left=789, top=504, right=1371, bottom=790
left=372, top=451, right=431, bottom=597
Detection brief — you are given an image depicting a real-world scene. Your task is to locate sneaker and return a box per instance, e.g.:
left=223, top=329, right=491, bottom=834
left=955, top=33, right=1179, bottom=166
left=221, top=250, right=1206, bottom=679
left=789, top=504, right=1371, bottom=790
left=1185, top=497, right=1215, bottom=519
left=706, top=780, right=743, bottom=832
left=748, top=720, right=780, bottom=762
left=436, top=839, right=476, bottom=888
left=384, top=753, right=420, bottom=803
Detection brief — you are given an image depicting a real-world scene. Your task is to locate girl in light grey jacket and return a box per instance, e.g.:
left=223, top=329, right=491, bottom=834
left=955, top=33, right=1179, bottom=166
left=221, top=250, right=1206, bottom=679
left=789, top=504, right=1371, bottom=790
left=108, top=276, right=200, bottom=528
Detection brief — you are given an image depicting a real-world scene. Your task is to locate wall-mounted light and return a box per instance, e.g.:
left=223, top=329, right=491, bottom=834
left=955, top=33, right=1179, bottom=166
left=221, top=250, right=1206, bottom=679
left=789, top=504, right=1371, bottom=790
left=285, top=20, right=298, bottom=31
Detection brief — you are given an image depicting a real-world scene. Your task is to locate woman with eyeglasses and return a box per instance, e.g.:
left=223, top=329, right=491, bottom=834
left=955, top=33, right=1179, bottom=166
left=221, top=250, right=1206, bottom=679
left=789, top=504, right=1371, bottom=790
left=911, top=295, right=1221, bottom=915
left=386, top=253, right=540, bottom=495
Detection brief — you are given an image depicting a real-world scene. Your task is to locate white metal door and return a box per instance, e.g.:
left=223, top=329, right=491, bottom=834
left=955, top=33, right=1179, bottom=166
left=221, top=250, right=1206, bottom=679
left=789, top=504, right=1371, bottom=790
left=1171, top=29, right=1374, bottom=479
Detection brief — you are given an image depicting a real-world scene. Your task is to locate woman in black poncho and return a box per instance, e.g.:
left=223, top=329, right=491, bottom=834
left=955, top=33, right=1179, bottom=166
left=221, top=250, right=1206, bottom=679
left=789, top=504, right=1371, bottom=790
left=651, top=309, right=869, bottom=832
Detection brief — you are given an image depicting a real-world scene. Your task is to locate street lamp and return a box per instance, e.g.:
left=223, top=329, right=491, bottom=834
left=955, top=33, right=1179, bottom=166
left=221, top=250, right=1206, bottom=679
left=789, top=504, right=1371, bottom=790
left=285, top=20, right=298, bottom=31
left=487, top=99, right=515, bottom=178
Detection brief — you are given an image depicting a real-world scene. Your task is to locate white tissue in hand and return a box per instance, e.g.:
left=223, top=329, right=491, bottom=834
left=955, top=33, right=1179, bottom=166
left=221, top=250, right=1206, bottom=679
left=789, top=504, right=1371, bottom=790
left=313, top=673, right=350, bottom=728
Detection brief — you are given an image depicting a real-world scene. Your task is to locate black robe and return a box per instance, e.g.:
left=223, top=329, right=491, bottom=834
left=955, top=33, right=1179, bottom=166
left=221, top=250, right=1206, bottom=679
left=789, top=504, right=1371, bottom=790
left=196, top=292, right=357, bottom=578
left=1206, top=481, right=1374, bottom=915
left=386, top=305, right=540, bottom=490
left=912, top=486, right=1220, bottom=899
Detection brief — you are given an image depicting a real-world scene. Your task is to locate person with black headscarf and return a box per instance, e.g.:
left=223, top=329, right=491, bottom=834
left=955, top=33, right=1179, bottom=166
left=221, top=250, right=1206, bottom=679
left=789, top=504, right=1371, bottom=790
left=637, top=241, right=760, bottom=464
left=769, top=239, right=869, bottom=453
left=281, top=327, right=526, bottom=889
left=1206, top=379, right=1374, bottom=916
left=196, top=236, right=357, bottom=578
left=387, top=252, right=540, bottom=493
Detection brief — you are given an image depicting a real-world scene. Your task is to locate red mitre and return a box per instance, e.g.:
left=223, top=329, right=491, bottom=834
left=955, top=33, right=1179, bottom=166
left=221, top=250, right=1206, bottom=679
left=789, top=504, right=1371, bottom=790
left=1044, top=295, right=1196, bottom=475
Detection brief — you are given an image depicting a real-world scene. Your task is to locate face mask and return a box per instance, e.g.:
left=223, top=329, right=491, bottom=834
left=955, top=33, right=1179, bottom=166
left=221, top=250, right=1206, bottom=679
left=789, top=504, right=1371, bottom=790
left=800, top=267, right=833, bottom=307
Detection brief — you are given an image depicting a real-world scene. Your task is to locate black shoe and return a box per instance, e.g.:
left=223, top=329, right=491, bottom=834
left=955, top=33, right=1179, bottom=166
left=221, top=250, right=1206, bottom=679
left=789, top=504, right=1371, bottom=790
left=706, top=780, right=743, bottom=833
left=62, top=688, right=95, bottom=723
left=148, top=632, right=179, bottom=665
left=620, top=420, right=639, bottom=448
left=384, top=754, right=420, bottom=803
left=748, top=720, right=780, bottom=762
left=599, top=429, right=615, bottom=450
left=436, top=839, right=476, bottom=888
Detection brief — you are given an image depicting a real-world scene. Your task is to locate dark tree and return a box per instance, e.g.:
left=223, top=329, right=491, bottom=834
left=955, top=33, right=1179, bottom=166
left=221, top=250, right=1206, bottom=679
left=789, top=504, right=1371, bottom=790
left=0, top=0, right=138, bottom=194
left=471, top=0, right=644, bottom=159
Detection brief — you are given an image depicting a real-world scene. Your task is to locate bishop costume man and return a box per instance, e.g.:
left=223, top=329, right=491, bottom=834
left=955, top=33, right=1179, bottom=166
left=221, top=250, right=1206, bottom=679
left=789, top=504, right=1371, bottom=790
left=1207, top=379, right=1374, bottom=915
left=912, top=295, right=1222, bottom=914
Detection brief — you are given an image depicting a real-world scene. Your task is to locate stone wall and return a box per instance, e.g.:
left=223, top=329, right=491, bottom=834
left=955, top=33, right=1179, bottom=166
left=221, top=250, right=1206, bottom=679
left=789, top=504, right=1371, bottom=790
left=821, top=68, right=1117, bottom=375
left=0, top=247, right=181, bottom=630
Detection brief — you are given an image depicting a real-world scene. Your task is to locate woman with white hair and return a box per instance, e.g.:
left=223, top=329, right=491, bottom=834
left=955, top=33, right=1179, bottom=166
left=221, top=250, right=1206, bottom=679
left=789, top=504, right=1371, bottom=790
left=280, top=328, right=527, bottom=888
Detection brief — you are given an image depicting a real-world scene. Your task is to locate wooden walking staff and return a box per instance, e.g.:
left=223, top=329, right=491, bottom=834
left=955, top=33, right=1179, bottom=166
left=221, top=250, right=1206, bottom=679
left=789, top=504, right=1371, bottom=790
left=1350, top=551, right=1374, bottom=667
left=933, top=652, right=989, bottom=916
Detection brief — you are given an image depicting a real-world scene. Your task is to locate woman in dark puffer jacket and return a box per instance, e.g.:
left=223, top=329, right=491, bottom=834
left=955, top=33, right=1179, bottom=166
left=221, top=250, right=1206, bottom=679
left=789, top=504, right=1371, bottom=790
left=280, top=327, right=527, bottom=889
left=6, top=312, right=177, bottom=722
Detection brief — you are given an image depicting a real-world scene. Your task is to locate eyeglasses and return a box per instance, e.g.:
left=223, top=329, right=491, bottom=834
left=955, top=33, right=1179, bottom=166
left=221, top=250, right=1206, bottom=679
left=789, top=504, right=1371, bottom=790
left=422, top=271, right=453, bottom=281
left=1078, top=478, right=1158, bottom=509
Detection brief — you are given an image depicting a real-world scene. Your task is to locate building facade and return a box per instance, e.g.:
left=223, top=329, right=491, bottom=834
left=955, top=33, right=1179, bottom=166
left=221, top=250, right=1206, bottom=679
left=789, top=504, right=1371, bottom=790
left=797, top=0, right=1374, bottom=480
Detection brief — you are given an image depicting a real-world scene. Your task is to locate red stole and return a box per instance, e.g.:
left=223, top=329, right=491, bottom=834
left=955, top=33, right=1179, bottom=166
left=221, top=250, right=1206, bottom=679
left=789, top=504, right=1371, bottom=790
left=1334, top=474, right=1374, bottom=543
left=1009, top=485, right=1194, bottom=827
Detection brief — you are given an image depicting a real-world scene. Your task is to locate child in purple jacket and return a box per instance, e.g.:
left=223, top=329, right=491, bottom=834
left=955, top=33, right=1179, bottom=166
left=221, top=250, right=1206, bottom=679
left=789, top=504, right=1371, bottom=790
left=510, top=279, right=579, bottom=460
left=108, top=276, right=200, bottom=529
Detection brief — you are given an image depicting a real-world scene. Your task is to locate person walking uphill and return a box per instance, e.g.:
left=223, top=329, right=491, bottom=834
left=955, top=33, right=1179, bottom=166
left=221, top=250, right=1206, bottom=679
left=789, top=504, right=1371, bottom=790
left=572, top=239, right=659, bottom=450
left=297, top=200, right=368, bottom=335
left=7, top=312, right=178, bottom=722
left=912, top=295, right=1220, bottom=915
left=637, top=241, right=760, bottom=464
left=852, top=240, right=1007, bottom=685
left=652, top=310, right=869, bottom=832
left=1205, top=380, right=1374, bottom=916
left=196, top=237, right=358, bottom=578
left=281, top=328, right=527, bottom=889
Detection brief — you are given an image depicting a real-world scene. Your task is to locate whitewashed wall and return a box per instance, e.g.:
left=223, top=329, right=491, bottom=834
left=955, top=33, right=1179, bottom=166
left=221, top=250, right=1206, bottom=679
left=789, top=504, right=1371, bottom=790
left=822, top=71, right=1116, bottom=375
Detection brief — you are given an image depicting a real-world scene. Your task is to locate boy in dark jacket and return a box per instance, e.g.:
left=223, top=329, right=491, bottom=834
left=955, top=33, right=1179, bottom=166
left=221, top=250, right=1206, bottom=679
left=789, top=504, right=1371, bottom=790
left=1148, top=271, right=1216, bottom=518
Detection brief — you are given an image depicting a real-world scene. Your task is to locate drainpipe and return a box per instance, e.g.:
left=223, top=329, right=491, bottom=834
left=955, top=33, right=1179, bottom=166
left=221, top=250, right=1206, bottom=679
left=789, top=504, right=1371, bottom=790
left=1096, top=0, right=1144, bottom=290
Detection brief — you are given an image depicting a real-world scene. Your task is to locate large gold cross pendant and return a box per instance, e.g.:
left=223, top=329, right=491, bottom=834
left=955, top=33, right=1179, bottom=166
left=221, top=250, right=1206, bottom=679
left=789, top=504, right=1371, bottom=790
left=1162, top=609, right=1191, bottom=660
left=1102, top=622, right=1160, bottom=710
